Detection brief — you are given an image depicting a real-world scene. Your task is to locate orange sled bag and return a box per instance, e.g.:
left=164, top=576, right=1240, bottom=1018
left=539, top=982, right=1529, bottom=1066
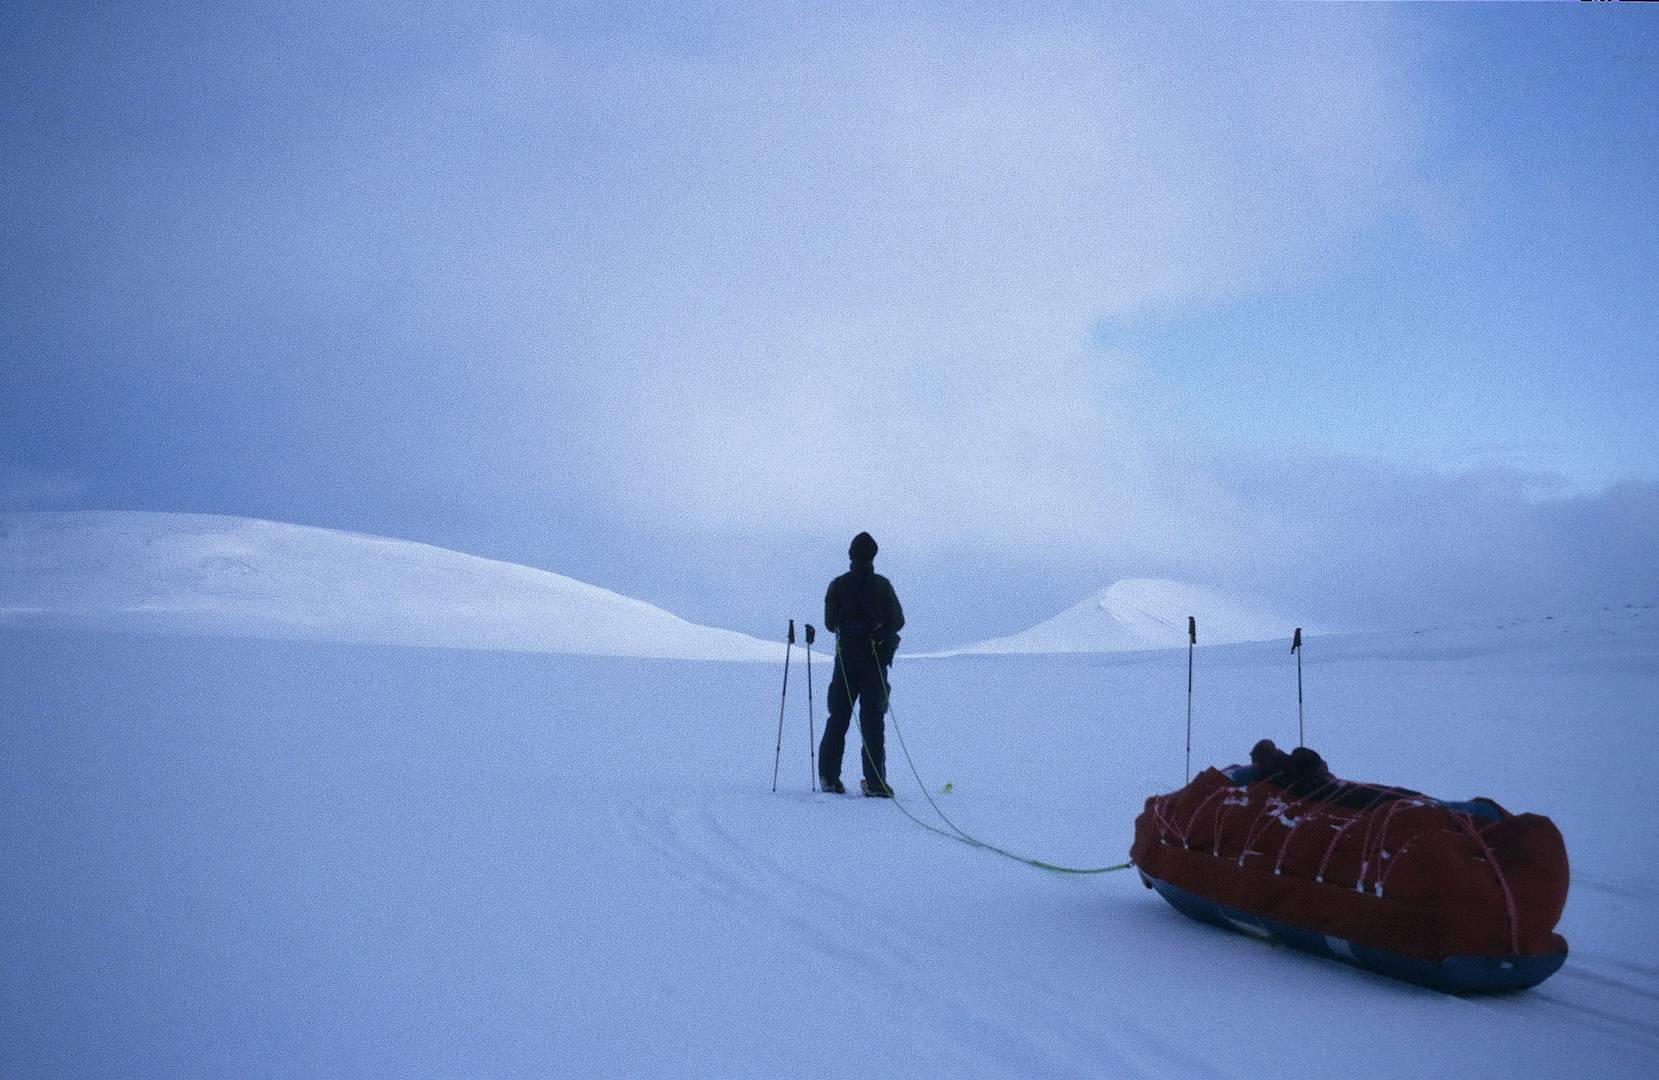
left=1130, top=741, right=1569, bottom=993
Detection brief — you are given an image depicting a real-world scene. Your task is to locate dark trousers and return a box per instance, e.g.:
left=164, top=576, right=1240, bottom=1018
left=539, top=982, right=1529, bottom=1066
left=821, top=639, right=888, bottom=787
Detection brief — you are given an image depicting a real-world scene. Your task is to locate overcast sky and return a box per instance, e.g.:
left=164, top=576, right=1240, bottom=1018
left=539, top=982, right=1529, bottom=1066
left=3, top=3, right=1656, bottom=645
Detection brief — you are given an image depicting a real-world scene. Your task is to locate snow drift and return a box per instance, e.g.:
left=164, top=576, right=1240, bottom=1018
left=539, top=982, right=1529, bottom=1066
left=940, top=578, right=1301, bottom=655
left=0, top=511, right=791, bottom=661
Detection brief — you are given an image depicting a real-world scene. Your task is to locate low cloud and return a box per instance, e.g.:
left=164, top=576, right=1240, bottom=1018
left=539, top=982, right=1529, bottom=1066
left=9, top=7, right=1640, bottom=637
left=0, top=463, right=83, bottom=509
left=460, top=9, right=1446, bottom=559
left=1199, top=456, right=1659, bottom=625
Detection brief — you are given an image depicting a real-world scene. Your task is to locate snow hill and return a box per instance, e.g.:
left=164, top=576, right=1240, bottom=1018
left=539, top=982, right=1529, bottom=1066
left=939, top=577, right=1301, bottom=655
left=0, top=511, right=793, bottom=662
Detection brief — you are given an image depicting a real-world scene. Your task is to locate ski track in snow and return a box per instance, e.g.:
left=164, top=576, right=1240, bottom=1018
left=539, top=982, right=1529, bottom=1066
left=1497, top=976, right=1659, bottom=1060
left=621, top=794, right=1220, bottom=1080
left=1543, top=973, right=1659, bottom=1054
left=1575, top=871, right=1659, bottom=903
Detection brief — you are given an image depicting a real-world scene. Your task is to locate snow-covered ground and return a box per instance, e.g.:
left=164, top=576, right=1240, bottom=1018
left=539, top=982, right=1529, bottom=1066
left=3, top=514, right=1657, bottom=1077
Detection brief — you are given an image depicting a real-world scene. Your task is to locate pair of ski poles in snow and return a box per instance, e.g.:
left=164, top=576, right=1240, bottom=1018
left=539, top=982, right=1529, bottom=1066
left=770, top=619, right=820, bottom=793
left=1184, top=619, right=1308, bottom=783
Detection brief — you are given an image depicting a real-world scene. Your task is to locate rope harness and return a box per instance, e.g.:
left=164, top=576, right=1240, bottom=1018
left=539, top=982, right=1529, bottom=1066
left=834, top=637, right=1132, bottom=876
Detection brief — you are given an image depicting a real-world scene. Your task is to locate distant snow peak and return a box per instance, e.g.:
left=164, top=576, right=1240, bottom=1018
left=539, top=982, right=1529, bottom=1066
left=945, top=577, right=1298, bottom=656
left=0, top=510, right=790, bottom=662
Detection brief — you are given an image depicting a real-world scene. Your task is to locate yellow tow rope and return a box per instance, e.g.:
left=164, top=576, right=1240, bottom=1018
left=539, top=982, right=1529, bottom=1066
left=834, top=638, right=1132, bottom=876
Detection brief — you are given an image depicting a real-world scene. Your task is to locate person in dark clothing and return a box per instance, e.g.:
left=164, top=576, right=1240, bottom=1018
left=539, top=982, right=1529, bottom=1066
left=819, top=532, right=904, bottom=796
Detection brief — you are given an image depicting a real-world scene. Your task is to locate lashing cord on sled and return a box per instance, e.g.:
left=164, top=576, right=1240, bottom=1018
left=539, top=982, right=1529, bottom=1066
left=1151, top=772, right=1524, bottom=954
left=836, top=638, right=1131, bottom=876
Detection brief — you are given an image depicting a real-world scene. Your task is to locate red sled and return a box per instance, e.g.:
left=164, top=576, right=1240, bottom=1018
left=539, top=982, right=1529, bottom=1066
left=1130, top=740, right=1570, bottom=993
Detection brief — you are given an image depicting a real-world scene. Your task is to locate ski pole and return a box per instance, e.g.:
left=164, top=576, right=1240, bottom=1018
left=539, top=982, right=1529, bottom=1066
left=772, top=619, right=794, bottom=792
left=805, top=624, right=818, bottom=791
left=1186, top=615, right=1196, bottom=783
left=1291, top=627, right=1304, bottom=747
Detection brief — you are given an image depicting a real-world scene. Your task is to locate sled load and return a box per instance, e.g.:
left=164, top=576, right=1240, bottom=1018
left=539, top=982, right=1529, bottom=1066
left=1130, top=740, right=1569, bottom=993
